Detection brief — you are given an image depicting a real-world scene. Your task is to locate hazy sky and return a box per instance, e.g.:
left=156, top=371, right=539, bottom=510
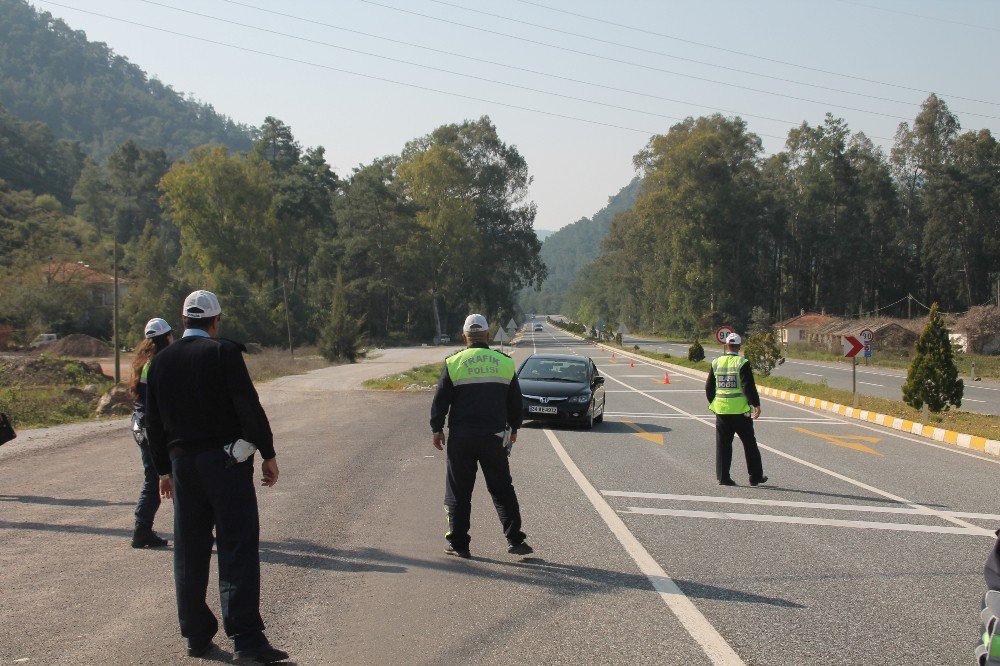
left=29, top=0, right=1000, bottom=231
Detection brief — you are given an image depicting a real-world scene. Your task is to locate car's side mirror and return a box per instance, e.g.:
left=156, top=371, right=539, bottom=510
left=593, top=376, right=605, bottom=386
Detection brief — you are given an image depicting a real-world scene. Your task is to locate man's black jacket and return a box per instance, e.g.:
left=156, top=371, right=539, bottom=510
left=430, top=344, right=523, bottom=437
left=146, top=335, right=274, bottom=475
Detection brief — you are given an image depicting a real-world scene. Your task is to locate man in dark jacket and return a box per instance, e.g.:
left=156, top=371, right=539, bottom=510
left=430, top=314, right=531, bottom=559
left=705, top=332, right=767, bottom=487
left=147, top=290, right=288, bottom=664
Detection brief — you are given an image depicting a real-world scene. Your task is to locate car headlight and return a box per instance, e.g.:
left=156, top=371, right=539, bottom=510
left=568, top=393, right=592, bottom=404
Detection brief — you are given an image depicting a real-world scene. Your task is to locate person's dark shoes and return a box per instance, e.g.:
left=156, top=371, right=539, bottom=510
left=507, top=540, right=534, bottom=556
left=445, top=544, right=471, bottom=559
left=232, top=643, right=289, bottom=664
left=718, top=477, right=737, bottom=486
left=131, top=527, right=168, bottom=548
left=186, top=639, right=214, bottom=658
left=749, top=475, right=769, bottom=486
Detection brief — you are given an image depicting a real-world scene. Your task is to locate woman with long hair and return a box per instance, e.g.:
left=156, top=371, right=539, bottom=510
left=129, top=317, right=173, bottom=548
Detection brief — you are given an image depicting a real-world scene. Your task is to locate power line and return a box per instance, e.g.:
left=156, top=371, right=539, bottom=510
left=427, top=0, right=997, bottom=116
left=510, top=0, right=1000, bottom=108
left=833, top=0, right=1000, bottom=34
left=131, top=0, right=746, bottom=134
left=35, top=1, right=661, bottom=136
left=213, top=0, right=804, bottom=130
left=355, top=0, right=997, bottom=123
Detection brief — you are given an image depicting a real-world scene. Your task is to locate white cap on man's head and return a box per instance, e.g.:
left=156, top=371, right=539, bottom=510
left=183, top=290, right=222, bottom=319
left=463, top=314, right=489, bottom=333
left=144, top=317, right=172, bottom=339
left=725, top=332, right=743, bottom=345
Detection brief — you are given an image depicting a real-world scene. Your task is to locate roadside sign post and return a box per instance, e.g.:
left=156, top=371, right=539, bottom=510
left=715, top=325, right=735, bottom=345
left=859, top=327, right=874, bottom=367
left=843, top=334, right=866, bottom=407
left=493, top=327, right=510, bottom=352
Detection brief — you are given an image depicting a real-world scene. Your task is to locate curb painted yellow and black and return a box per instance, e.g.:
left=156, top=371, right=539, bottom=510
left=547, top=326, right=1000, bottom=458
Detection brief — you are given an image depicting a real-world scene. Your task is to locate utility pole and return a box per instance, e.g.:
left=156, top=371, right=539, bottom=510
left=112, top=217, right=120, bottom=384
left=282, top=281, right=294, bottom=358
left=907, top=293, right=912, bottom=320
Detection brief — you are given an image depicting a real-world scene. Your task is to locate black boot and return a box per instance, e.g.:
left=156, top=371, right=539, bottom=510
left=131, top=526, right=168, bottom=548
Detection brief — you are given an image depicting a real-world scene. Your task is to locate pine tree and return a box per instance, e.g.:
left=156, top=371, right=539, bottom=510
left=319, top=269, right=366, bottom=362
left=902, top=303, right=963, bottom=412
left=688, top=340, right=705, bottom=362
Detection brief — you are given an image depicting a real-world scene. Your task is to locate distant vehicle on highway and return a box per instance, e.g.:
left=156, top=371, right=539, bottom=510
left=434, top=334, right=451, bottom=345
left=30, top=333, right=57, bottom=348
left=533, top=323, right=543, bottom=332
left=517, top=353, right=605, bottom=429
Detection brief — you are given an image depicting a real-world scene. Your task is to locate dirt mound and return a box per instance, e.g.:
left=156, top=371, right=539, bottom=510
left=44, top=334, right=112, bottom=357
left=0, top=356, right=108, bottom=387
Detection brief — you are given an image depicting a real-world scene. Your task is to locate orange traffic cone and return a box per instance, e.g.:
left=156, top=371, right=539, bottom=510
left=629, top=360, right=635, bottom=368
left=663, top=370, right=670, bottom=384
left=611, top=351, right=615, bottom=360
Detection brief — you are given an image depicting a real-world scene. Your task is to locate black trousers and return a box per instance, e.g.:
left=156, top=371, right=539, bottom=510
left=135, top=437, right=161, bottom=529
left=171, top=448, right=266, bottom=651
left=715, top=413, right=764, bottom=482
left=445, top=433, right=526, bottom=550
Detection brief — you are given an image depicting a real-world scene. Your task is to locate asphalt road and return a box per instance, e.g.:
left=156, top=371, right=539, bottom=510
left=1, top=332, right=998, bottom=664
left=611, top=333, right=1000, bottom=417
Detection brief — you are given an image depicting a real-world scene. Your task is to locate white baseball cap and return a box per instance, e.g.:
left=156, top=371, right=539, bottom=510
left=144, top=317, right=172, bottom=339
left=725, top=332, right=743, bottom=345
left=183, top=290, right=222, bottom=319
left=463, top=314, right=489, bottom=332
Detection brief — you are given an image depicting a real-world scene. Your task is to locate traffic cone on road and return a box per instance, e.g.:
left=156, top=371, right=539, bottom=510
left=611, top=351, right=615, bottom=360
left=629, top=360, right=634, bottom=368
left=663, top=370, right=670, bottom=384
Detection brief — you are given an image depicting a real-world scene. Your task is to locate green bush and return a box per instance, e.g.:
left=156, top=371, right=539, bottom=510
left=744, top=330, right=784, bottom=377
left=903, top=303, right=963, bottom=412
left=688, top=340, right=705, bottom=362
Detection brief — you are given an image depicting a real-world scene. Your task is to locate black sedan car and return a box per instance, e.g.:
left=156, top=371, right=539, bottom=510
left=517, top=354, right=606, bottom=428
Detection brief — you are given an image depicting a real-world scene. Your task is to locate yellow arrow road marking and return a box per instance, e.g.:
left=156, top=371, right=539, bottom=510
left=622, top=419, right=665, bottom=445
left=792, top=427, right=881, bottom=456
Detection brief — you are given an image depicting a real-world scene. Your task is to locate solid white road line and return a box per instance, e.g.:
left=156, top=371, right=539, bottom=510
left=601, top=491, right=1000, bottom=521
left=550, top=329, right=1000, bottom=467
left=598, top=372, right=995, bottom=537
left=604, top=389, right=703, bottom=393
left=544, top=428, right=745, bottom=666
left=622, top=507, right=984, bottom=536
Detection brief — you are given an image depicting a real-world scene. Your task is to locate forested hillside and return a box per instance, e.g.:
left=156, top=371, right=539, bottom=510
left=566, top=96, right=1000, bottom=337
left=520, top=178, right=640, bottom=314
left=0, top=0, right=253, bottom=159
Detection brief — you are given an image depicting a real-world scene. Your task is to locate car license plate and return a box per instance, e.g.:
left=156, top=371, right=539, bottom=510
left=528, top=405, right=558, bottom=414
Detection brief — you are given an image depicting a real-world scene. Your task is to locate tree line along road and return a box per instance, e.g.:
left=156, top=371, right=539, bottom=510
left=0, top=326, right=996, bottom=664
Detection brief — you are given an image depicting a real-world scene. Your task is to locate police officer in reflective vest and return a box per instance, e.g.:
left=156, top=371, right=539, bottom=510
left=430, top=314, right=532, bottom=559
left=706, top=332, right=767, bottom=487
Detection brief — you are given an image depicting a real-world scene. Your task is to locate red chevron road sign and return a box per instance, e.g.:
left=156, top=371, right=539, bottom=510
left=843, top=335, right=865, bottom=358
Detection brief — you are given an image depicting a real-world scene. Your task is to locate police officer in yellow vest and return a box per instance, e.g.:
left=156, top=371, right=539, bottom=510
left=430, top=314, right=532, bottom=559
left=706, top=332, right=767, bottom=486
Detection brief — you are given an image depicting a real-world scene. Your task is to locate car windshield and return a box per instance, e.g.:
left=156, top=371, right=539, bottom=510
left=519, top=358, right=589, bottom=383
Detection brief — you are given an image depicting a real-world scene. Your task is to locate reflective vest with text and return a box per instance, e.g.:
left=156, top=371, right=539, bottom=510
left=709, top=353, right=750, bottom=415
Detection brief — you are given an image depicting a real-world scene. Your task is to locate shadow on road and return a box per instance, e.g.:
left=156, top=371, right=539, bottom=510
left=0, top=494, right=133, bottom=508
left=757, top=485, right=946, bottom=507
left=0, top=520, right=805, bottom=609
